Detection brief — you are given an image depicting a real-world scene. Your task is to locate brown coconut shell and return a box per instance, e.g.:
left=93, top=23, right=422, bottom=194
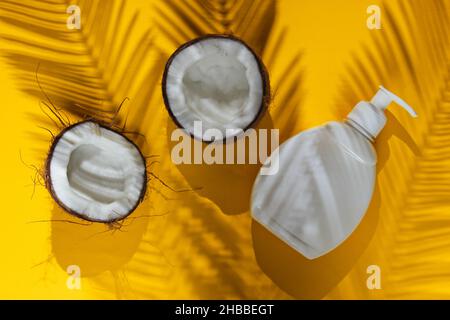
left=45, top=120, right=148, bottom=223
left=162, top=34, right=271, bottom=143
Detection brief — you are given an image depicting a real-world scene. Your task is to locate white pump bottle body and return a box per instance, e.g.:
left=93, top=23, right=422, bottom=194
left=251, top=86, right=416, bottom=259
left=251, top=119, right=376, bottom=259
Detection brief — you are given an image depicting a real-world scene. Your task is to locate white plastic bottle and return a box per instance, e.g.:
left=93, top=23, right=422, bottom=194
left=251, top=86, right=417, bottom=259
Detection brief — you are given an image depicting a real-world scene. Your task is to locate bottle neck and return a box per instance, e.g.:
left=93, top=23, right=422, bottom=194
left=345, top=118, right=375, bottom=143
left=347, top=101, right=387, bottom=141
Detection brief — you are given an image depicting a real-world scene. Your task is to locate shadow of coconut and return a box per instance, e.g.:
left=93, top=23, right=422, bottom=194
left=166, top=111, right=275, bottom=215
left=251, top=111, right=420, bottom=299
left=51, top=201, right=150, bottom=277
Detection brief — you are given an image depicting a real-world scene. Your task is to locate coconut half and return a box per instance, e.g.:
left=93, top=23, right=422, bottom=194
left=162, top=35, right=270, bottom=142
left=46, top=121, right=147, bottom=222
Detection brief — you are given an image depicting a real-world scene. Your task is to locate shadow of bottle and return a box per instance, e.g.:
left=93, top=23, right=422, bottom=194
left=251, top=110, right=420, bottom=299
left=51, top=201, right=150, bottom=277
left=166, top=111, right=275, bottom=215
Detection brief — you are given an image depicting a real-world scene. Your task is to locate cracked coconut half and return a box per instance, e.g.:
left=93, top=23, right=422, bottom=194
left=162, top=34, right=270, bottom=142
left=46, top=121, right=147, bottom=223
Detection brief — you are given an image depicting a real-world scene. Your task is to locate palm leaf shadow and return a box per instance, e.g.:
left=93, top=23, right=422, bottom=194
left=1, top=0, right=305, bottom=298
left=327, top=0, right=450, bottom=299
left=0, top=0, right=164, bottom=148
left=154, top=0, right=276, bottom=55
left=0, top=0, right=169, bottom=292
left=154, top=0, right=305, bottom=140
left=150, top=0, right=304, bottom=297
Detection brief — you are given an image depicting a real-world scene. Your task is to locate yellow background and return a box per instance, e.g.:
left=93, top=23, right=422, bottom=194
left=0, top=0, right=449, bottom=299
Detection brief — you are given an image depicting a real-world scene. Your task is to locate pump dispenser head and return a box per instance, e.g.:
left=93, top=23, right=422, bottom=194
left=371, top=86, right=417, bottom=117
left=347, top=86, right=417, bottom=140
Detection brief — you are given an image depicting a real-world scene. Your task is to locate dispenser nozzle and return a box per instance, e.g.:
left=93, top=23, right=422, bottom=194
left=371, top=85, right=418, bottom=118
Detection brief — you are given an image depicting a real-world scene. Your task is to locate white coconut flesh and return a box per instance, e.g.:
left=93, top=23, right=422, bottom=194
left=47, top=121, right=146, bottom=222
left=164, top=37, right=266, bottom=141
